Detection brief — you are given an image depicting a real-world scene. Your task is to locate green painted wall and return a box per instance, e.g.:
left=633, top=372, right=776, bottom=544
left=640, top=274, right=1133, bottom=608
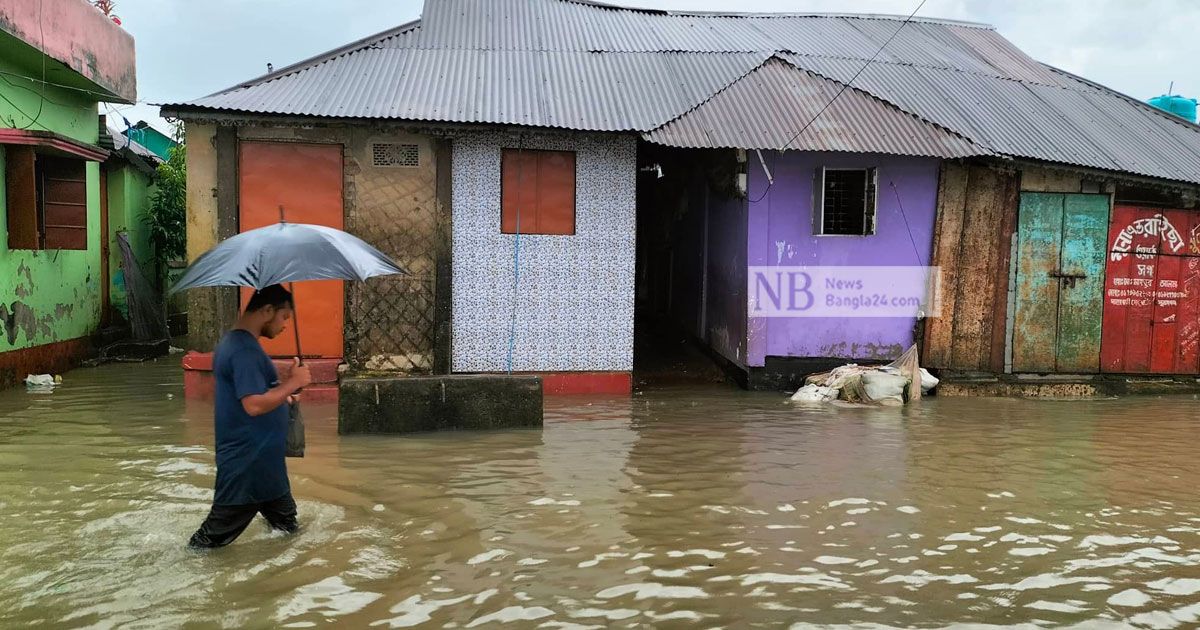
left=0, top=52, right=104, bottom=352
left=106, top=164, right=156, bottom=319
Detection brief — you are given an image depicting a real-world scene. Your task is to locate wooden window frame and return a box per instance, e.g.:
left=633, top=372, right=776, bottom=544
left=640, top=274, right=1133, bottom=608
left=6, top=149, right=89, bottom=251
left=500, top=148, right=577, bottom=236
left=815, top=166, right=878, bottom=237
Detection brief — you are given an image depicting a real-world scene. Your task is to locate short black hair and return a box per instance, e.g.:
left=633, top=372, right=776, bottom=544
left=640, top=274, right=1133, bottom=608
left=245, top=284, right=294, bottom=313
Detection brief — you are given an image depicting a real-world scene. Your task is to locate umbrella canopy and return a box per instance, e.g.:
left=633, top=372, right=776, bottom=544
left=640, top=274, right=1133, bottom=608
left=170, top=222, right=406, bottom=293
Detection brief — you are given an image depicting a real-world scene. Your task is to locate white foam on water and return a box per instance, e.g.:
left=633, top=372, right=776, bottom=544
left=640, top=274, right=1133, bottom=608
left=879, top=570, right=978, bottom=587
left=987, top=491, right=1016, bottom=498
left=1147, top=578, right=1200, bottom=596
left=814, top=556, right=856, bottom=565
left=1005, top=516, right=1043, bottom=525
left=897, top=506, right=921, bottom=514
left=856, top=560, right=879, bottom=568
left=1042, top=535, right=1073, bottom=543
left=595, top=582, right=708, bottom=600
left=631, top=552, right=653, bottom=560
left=1026, top=600, right=1089, bottom=613
left=467, top=549, right=511, bottom=565
left=275, top=576, right=382, bottom=622
left=1000, top=533, right=1041, bottom=544
left=569, top=608, right=639, bottom=621
left=978, top=574, right=1108, bottom=592
left=465, top=606, right=554, bottom=627
left=892, top=556, right=919, bottom=564
left=647, top=493, right=673, bottom=498
left=644, top=610, right=710, bottom=622
left=736, top=547, right=761, bottom=555
left=667, top=549, right=725, bottom=560
left=1077, top=535, right=1175, bottom=549
left=767, top=525, right=806, bottom=530
left=938, top=545, right=958, bottom=552
left=474, top=589, right=498, bottom=605
left=372, top=504, right=385, bottom=512
left=828, top=498, right=871, bottom=508
left=624, top=566, right=649, bottom=575
left=1109, top=589, right=1152, bottom=607
left=528, top=498, right=580, bottom=507
left=1009, top=547, right=1055, bottom=557
left=974, top=526, right=1003, bottom=533
left=740, top=572, right=849, bottom=589
left=518, top=558, right=547, bottom=566
left=577, top=552, right=627, bottom=568
left=847, top=508, right=872, bottom=515
left=1130, top=602, right=1200, bottom=629
left=777, top=504, right=796, bottom=512
left=946, top=532, right=985, bottom=542
left=651, top=568, right=691, bottom=578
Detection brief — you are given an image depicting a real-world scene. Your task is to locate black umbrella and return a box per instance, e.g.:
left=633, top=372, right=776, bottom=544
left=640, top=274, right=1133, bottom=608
left=171, top=210, right=406, bottom=457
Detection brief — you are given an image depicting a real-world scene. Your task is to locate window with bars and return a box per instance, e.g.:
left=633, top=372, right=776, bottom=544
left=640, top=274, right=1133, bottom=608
left=816, top=167, right=877, bottom=236
left=6, top=148, right=88, bottom=250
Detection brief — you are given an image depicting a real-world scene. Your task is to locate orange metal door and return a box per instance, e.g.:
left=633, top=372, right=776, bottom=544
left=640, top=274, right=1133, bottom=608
left=238, top=141, right=344, bottom=358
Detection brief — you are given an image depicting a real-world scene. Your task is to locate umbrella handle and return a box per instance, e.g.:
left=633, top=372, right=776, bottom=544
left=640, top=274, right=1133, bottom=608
left=289, top=280, right=303, bottom=373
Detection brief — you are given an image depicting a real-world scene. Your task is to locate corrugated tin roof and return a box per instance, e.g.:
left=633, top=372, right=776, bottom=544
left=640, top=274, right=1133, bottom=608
left=646, top=58, right=983, bottom=158
left=163, top=0, right=1200, bottom=184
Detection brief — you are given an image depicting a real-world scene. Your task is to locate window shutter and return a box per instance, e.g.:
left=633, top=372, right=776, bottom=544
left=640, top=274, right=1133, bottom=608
left=501, top=149, right=576, bottom=235
left=6, top=145, right=38, bottom=249
left=41, top=157, right=88, bottom=250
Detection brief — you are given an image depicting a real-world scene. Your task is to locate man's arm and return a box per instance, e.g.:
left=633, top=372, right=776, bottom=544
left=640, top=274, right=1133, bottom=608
left=241, top=358, right=312, bottom=417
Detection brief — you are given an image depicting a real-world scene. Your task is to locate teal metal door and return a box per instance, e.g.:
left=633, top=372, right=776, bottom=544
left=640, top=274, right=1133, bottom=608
left=1013, top=193, right=1108, bottom=373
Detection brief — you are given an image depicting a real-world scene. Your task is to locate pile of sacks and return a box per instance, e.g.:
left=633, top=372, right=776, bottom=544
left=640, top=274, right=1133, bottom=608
left=790, top=344, right=938, bottom=405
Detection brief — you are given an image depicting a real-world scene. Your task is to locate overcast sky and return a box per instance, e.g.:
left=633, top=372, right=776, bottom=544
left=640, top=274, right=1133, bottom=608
left=112, top=0, right=1200, bottom=135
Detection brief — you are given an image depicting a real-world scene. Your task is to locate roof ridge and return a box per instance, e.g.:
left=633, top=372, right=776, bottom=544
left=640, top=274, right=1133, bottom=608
left=549, top=0, right=995, bottom=29
left=645, top=55, right=989, bottom=155
left=1043, top=63, right=1200, bottom=134
left=773, top=57, right=990, bottom=153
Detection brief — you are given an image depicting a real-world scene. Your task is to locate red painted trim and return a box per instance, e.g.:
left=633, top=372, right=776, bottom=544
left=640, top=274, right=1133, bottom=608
left=538, top=372, right=632, bottom=395
left=0, top=129, right=109, bottom=161
left=0, top=337, right=93, bottom=389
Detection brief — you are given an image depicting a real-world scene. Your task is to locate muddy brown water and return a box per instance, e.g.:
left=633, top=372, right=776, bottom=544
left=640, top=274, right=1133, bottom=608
left=2, top=360, right=1200, bottom=628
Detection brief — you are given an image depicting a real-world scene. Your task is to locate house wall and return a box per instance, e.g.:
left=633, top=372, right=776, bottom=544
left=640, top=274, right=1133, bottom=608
left=106, top=163, right=156, bottom=318
left=451, top=131, right=637, bottom=372
left=0, top=60, right=103, bottom=385
left=181, top=122, right=447, bottom=372
left=746, top=152, right=940, bottom=367
left=923, top=161, right=1020, bottom=373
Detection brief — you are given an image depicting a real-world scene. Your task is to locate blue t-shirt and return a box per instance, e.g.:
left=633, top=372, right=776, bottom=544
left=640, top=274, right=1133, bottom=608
left=211, top=329, right=290, bottom=506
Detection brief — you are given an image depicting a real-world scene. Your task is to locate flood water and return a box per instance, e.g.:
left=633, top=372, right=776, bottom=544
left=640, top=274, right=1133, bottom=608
left=3, top=361, right=1200, bottom=628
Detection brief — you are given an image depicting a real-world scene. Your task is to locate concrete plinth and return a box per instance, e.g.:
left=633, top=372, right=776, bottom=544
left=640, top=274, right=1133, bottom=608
left=339, top=374, right=543, bottom=434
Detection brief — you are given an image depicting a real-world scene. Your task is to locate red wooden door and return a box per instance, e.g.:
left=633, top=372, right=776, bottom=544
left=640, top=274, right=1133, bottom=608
left=1101, top=206, right=1200, bottom=374
left=238, top=141, right=344, bottom=359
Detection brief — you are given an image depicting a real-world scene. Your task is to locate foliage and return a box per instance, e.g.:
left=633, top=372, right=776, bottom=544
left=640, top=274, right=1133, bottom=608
left=145, top=133, right=186, bottom=269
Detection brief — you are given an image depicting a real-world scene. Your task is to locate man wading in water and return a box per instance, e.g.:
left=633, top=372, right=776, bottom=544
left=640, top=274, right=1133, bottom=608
left=188, top=285, right=312, bottom=548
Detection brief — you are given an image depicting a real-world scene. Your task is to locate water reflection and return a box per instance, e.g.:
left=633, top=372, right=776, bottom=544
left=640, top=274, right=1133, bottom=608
left=2, top=361, right=1200, bottom=627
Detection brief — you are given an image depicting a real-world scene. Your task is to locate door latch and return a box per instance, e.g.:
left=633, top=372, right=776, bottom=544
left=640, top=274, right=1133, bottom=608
left=1049, top=270, right=1087, bottom=288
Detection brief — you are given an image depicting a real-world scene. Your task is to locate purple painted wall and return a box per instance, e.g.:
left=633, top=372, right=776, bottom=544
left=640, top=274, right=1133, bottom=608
left=746, top=152, right=940, bottom=367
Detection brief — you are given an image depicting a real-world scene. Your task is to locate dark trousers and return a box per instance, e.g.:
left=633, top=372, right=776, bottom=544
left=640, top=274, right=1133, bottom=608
left=188, top=492, right=299, bottom=549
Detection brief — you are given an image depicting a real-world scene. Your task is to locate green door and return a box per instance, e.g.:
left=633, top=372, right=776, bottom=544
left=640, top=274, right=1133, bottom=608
left=1012, top=193, right=1108, bottom=373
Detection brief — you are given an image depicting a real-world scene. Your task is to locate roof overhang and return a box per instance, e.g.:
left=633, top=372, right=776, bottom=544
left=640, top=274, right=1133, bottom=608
left=0, top=129, right=110, bottom=161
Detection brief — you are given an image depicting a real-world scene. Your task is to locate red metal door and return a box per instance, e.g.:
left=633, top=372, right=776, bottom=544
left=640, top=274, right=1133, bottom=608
left=238, top=141, right=344, bottom=359
left=1100, top=206, right=1200, bottom=374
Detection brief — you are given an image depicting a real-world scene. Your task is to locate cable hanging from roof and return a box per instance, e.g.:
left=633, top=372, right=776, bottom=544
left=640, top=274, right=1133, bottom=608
left=748, top=0, right=928, bottom=204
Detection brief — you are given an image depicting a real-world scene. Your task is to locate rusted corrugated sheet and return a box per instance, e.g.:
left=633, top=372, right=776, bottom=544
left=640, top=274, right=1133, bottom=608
left=644, top=58, right=984, bottom=158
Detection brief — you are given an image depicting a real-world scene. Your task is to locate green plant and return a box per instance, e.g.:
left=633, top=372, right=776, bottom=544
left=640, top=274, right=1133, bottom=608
left=145, top=135, right=186, bottom=272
